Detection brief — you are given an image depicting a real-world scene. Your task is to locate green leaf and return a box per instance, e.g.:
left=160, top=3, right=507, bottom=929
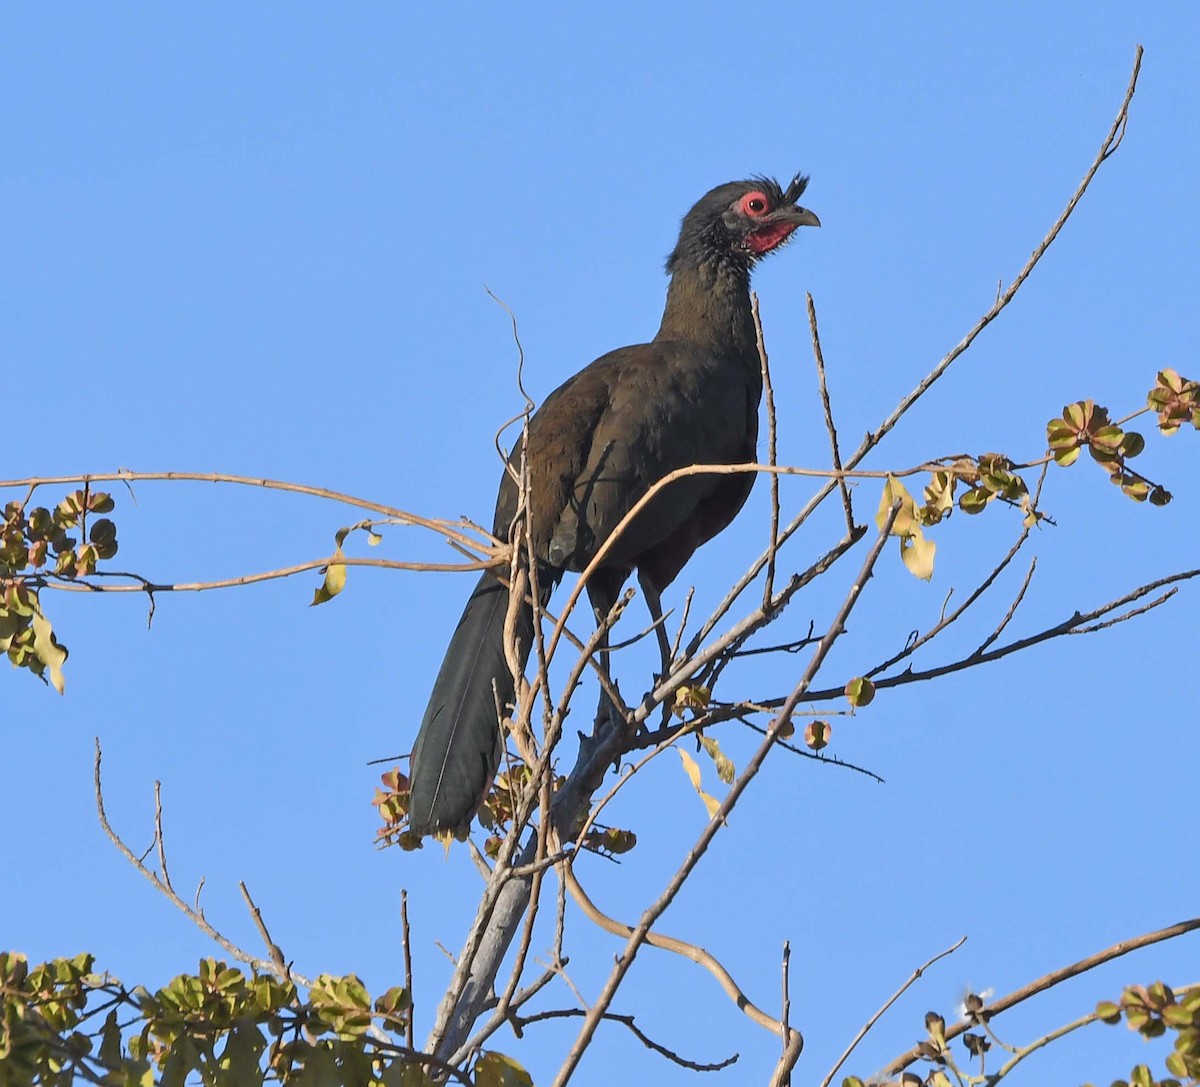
left=1096, top=1000, right=1122, bottom=1024
left=958, top=486, right=992, bottom=514
left=99, top=1009, right=123, bottom=1066
left=374, top=985, right=412, bottom=1019
left=475, top=1051, right=533, bottom=1087
left=844, top=676, right=875, bottom=708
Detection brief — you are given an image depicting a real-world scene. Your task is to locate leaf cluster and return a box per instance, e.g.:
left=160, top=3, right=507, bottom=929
left=1093, top=982, right=1200, bottom=1086
left=0, top=488, right=117, bottom=692
left=1047, top=369, right=1200, bottom=504
left=0, top=950, right=535, bottom=1087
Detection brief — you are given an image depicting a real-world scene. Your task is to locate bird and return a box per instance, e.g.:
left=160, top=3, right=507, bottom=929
left=408, top=174, right=820, bottom=837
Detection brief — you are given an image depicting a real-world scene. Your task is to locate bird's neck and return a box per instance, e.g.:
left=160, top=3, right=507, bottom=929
left=654, top=258, right=757, bottom=357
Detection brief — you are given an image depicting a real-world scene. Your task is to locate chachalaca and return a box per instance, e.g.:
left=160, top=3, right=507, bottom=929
left=409, top=175, right=819, bottom=836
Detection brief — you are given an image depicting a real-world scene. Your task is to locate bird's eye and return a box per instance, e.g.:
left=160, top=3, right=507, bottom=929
left=741, top=192, right=770, bottom=216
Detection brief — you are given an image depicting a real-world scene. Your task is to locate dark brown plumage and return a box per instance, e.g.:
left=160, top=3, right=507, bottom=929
left=409, top=175, right=819, bottom=836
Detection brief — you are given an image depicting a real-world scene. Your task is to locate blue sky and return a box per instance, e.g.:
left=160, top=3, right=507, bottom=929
left=4, top=6, right=1198, bottom=1084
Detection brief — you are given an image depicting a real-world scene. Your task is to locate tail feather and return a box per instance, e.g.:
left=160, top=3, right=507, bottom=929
left=409, top=571, right=534, bottom=836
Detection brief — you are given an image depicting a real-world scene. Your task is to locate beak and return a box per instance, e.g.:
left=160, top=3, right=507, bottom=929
left=786, top=206, right=821, bottom=229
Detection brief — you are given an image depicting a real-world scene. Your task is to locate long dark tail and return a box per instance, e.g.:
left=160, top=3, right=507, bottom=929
left=408, top=571, right=536, bottom=836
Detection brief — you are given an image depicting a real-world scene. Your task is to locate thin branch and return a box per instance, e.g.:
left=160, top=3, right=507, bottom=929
left=974, top=556, right=1037, bottom=656
left=401, top=889, right=415, bottom=1051
left=808, top=292, right=854, bottom=533
left=797, top=568, right=1200, bottom=704
left=755, top=293, right=782, bottom=605
left=561, top=863, right=785, bottom=1035
left=820, top=937, right=967, bottom=1087
left=780, top=942, right=792, bottom=1087
left=989, top=982, right=1200, bottom=1084
left=731, top=718, right=886, bottom=784
left=239, top=881, right=287, bottom=974
left=846, top=45, right=1144, bottom=468
left=669, top=587, right=695, bottom=664
left=2, top=470, right=491, bottom=549
left=484, top=286, right=536, bottom=421
left=37, top=552, right=499, bottom=597
left=1072, top=590, right=1176, bottom=633
left=516, top=1007, right=738, bottom=1072
left=867, top=527, right=1034, bottom=679
left=153, top=780, right=171, bottom=891
left=882, top=914, right=1200, bottom=1076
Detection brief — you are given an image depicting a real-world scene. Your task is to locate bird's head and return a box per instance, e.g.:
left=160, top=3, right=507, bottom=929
left=666, top=174, right=820, bottom=274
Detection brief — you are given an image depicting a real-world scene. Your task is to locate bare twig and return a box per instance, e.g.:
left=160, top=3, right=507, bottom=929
left=755, top=294, right=782, bottom=605
left=974, top=556, right=1037, bottom=656
left=239, top=881, right=287, bottom=974
left=484, top=286, right=536, bottom=422
left=401, top=889, right=415, bottom=1051
left=153, top=781, right=171, bottom=890
left=781, top=942, right=792, bottom=1087
left=797, top=568, right=1200, bottom=704
left=516, top=1007, right=738, bottom=1072
left=808, top=293, right=854, bottom=533
left=92, top=739, right=311, bottom=988
left=561, top=863, right=785, bottom=1035
left=2, top=470, right=491, bottom=549
left=867, top=526, right=1034, bottom=679
left=848, top=45, right=1144, bottom=467
left=38, top=552, right=499, bottom=598
left=820, top=936, right=967, bottom=1087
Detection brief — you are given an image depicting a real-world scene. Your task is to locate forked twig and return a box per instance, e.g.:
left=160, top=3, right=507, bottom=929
left=92, top=739, right=310, bottom=987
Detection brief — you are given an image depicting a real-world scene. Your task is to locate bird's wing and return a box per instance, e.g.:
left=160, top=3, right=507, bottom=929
left=529, top=342, right=757, bottom=572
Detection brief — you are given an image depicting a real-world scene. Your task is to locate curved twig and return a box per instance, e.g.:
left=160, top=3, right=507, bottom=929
left=561, top=864, right=784, bottom=1036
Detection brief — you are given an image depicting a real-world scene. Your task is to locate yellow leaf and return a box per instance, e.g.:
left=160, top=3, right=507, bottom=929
left=673, top=684, right=711, bottom=716
left=698, top=735, right=735, bottom=783
left=876, top=476, right=916, bottom=536
left=900, top=529, right=936, bottom=580
left=310, top=557, right=347, bottom=606
left=677, top=749, right=722, bottom=820
left=31, top=607, right=68, bottom=694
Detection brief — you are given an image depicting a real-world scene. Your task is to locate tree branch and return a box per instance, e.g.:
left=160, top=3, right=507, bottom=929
left=881, top=914, right=1200, bottom=1077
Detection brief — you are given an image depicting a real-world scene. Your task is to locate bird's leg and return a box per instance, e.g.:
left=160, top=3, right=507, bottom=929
left=586, top=577, right=626, bottom=740
left=637, top=571, right=674, bottom=682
